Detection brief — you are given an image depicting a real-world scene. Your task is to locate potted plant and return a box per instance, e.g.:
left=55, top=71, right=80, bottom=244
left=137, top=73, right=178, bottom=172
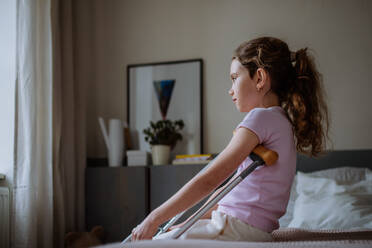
left=143, top=119, right=184, bottom=165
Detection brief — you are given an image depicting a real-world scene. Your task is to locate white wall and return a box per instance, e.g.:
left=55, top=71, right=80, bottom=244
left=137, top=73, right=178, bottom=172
left=0, top=0, right=16, bottom=183
left=83, top=0, right=372, bottom=157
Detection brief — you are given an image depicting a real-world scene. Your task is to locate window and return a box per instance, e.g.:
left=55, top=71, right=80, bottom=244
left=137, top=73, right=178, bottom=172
left=0, top=0, right=16, bottom=182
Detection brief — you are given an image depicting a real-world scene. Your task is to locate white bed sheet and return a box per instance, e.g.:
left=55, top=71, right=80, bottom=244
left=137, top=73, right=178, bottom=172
left=279, top=167, right=370, bottom=227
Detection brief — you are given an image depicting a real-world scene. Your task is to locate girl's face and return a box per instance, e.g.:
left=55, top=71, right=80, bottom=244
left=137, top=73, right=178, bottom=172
left=229, top=59, right=262, bottom=112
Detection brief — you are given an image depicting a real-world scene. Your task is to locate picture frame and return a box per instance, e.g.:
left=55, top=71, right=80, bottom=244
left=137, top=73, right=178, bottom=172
left=127, top=59, right=203, bottom=156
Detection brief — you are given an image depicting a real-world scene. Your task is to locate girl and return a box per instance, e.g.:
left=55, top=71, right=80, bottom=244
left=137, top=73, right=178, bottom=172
left=131, top=36, right=329, bottom=242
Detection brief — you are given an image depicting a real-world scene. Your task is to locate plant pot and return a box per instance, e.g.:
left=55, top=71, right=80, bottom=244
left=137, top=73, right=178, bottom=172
left=151, top=145, right=171, bottom=165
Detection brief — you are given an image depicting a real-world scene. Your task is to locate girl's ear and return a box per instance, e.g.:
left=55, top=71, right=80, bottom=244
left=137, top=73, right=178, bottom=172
left=255, top=68, right=267, bottom=91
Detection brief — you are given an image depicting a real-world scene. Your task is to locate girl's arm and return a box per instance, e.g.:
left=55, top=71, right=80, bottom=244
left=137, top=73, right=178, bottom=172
left=169, top=173, right=239, bottom=231
left=131, top=127, right=259, bottom=240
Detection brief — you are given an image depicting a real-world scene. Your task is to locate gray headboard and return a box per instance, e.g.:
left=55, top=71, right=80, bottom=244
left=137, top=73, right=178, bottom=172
left=296, top=149, right=372, bottom=173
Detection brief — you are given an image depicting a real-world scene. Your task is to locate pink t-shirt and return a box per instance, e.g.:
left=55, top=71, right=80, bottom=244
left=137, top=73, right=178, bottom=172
left=217, top=106, right=296, bottom=233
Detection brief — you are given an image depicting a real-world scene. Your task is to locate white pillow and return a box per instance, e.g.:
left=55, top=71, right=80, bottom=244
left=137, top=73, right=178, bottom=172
left=287, top=169, right=372, bottom=229
left=279, top=167, right=368, bottom=227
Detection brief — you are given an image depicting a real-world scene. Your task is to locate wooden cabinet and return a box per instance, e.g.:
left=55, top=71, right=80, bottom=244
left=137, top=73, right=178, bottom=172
left=85, top=166, right=148, bottom=242
left=149, top=164, right=208, bottom=223
left=85, top=163, right=207, bottom=242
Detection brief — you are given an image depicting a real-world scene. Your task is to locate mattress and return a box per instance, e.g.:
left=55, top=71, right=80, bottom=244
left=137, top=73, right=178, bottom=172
left=97, top=228, right=372, bottom=247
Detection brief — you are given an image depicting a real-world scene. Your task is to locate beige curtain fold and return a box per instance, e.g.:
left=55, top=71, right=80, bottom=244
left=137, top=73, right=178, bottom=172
left=52, top=0, right=86, bottom=246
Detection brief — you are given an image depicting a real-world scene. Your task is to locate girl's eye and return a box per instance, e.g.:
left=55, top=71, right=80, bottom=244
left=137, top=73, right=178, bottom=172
left=231, top=73, right=238, bottom=83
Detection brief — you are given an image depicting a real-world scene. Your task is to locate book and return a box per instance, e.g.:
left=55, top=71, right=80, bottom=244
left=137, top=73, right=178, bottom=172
left=175, top=154, right=212, bottom=159
left=172, top=153, right=218, bottom=165
left=172, top=159, right=211, bottom=165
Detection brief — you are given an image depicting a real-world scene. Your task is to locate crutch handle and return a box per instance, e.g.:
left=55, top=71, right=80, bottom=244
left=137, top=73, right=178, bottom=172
left=252, top=145, right=278, bottom=166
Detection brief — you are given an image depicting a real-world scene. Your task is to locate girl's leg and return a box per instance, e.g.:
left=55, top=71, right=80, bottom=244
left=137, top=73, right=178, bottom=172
left=215, top=213, right=273, bottom=242
left=153, top=211, right=226, bottom=240
left=154, top=211, right=273, bottom=242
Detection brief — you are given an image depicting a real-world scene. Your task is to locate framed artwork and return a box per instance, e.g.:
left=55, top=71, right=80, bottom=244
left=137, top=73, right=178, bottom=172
left=127, top=59, right=203, bottom=155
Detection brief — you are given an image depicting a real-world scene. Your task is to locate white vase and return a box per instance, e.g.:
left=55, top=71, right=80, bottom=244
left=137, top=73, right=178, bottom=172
left=107, top=119, right=124, bottom=167
left=151, top=145, right=171, bottom=165
left=98, top=117, right=126, bottom=167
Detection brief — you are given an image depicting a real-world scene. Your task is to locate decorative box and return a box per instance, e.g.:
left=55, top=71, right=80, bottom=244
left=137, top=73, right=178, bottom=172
left=126, top=150, right=149, bottom=166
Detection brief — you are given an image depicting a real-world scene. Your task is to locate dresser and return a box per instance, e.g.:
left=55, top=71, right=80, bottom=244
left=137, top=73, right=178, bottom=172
left=85, top=163, right=207, bottom=242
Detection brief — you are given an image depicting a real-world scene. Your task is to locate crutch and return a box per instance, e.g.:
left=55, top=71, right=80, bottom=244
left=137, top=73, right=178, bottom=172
left=122, top=145, right=278, bottom=243
left=121, top=156, right=217, bottom=244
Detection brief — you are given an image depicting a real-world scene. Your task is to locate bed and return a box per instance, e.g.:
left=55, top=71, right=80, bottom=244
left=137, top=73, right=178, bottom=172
left=97, top=149, right=372, bottom=248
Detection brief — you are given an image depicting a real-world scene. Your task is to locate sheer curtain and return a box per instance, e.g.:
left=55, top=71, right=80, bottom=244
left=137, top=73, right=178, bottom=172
left=13, top=0, right=86, bottom=247
left=13, top=0, right=53, bottom=247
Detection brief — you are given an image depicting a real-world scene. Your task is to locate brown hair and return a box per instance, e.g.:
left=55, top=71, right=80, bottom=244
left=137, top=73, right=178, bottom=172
left=234, top=37, right=329, bottom=156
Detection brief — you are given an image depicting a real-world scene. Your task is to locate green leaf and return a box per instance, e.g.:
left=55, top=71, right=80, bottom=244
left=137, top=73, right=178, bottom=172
left=142, top=119, right=185, bottom=149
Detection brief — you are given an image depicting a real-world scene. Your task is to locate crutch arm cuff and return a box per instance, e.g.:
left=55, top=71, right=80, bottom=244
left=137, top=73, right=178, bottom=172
left=252, top=145, right=278, bottom=166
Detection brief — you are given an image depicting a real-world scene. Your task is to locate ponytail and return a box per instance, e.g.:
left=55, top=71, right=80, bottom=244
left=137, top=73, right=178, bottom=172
left=234, top=37, right=329, bottom=156
left=284, top=48, right=329, bottom=156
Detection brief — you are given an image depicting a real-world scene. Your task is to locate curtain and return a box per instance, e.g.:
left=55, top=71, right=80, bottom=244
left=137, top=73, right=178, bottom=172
left=52, top=0, right=87, bottom=246
left=13, top=0, right=54, bottom=247
left=14, top=0, right=86, bottom=247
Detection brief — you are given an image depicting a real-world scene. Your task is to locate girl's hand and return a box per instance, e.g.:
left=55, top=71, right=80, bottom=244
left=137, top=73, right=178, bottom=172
left=131, top=215, right=159, bottom=241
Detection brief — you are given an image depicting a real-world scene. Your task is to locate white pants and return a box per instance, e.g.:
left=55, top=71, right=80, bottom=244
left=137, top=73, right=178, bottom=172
left=153, top=211, right=273, bottom=242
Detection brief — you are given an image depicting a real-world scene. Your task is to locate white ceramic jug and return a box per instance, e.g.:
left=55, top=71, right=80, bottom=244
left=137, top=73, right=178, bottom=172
left=98, top=117, right=127, bottom=167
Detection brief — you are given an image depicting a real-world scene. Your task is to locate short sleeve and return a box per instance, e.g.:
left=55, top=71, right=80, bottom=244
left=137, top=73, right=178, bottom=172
left=236, top=108, right=271, bottom=144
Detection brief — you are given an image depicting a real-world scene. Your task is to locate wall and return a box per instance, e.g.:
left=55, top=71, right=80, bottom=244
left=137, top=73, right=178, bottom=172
left=83, top=0, right=372, bottom=157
